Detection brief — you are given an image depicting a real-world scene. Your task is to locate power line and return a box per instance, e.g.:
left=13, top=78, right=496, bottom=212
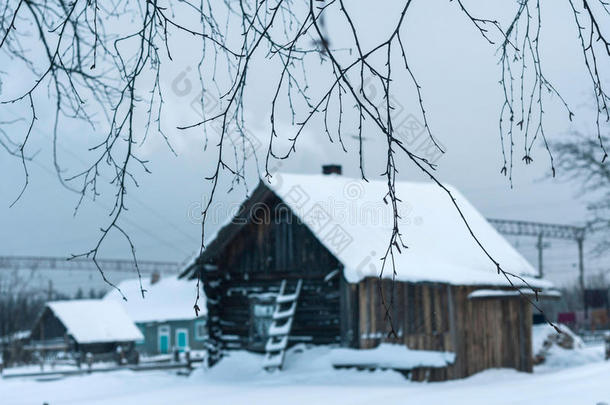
left=52, top=141, right=199, bottom=245
left=21, top=156, right=194, bottom=257
left=2, top=110, right=198, bottom=256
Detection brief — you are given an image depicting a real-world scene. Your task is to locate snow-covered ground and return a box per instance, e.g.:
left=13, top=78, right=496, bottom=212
left=532, top=323, right=605, bottom=371
left=1, top=361, right=119, bottom=376
left=1, top=342, right=608, bottom=405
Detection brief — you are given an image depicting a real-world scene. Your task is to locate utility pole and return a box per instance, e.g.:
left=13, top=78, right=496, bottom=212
left=577, top=237, right=586, bottom=319
left=537, top=233, right=544, bottom=278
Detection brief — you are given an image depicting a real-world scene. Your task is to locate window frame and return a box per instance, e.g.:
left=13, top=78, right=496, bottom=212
left=194, top=320, right=207, bottom=341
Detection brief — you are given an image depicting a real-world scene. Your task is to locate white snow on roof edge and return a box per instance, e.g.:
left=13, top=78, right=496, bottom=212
left=469, top=288, right=561, bottom=299
left=46, top=300, right=143, bottom=344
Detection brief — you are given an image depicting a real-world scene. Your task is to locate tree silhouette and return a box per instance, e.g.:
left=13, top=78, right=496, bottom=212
left=1, top=1, right=608, bottom=320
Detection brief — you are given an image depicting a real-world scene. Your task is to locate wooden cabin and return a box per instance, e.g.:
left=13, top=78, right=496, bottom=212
left=183, top=167, right=555, bottom=380
left=29, top=300, right=143, bottom=357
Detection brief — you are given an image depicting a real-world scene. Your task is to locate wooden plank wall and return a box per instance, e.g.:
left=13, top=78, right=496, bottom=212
left=356, top=278, right=533, bottom=381
left=449, top=286, right=533, bottom=378
left=358, top=279, right=453, bottom=352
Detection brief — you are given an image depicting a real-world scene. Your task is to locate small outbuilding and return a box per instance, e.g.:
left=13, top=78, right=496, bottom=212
left=104, top=276, right=207, bottom=355
left=183, top=169, right=555, bottom=380
left=29, top=300, right=143, bottom=355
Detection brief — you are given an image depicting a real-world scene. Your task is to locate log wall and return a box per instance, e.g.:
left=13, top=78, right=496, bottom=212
left=209, top=273, right=342, bottom=350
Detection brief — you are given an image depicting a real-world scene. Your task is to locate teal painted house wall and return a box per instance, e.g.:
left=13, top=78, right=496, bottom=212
left=135, top=318, right=207, bottom=355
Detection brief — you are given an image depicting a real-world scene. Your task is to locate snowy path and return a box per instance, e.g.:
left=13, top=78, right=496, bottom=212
left=1, top=347, right=609, bottom=405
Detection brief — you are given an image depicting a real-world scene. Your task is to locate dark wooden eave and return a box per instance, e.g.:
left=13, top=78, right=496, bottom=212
left=179, top=181, right=273, bottom=279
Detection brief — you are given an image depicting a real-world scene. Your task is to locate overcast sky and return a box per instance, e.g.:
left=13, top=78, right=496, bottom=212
left=0, top=1, right=606, bottom=287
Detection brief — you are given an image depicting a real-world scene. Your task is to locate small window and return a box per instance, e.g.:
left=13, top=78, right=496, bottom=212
left=194, top=320, right=207, bottom=341
left=253, top=304, right=274, bottom=317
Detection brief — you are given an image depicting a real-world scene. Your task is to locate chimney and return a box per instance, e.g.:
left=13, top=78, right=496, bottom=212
left=322, top=164, right=342, bottom=175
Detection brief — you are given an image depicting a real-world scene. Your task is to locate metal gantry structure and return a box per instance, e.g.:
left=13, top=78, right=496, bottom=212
left=1, top=220, right=588, bottom=298
left=487, top=218, right=586, bottom=292
left=487, top=219, right=586, bottom=241
left=0, top=256, right=180, bottom=274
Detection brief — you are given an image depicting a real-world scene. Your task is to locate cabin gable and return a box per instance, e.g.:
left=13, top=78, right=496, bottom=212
left=31, top=307, right=67, bottom=342
left=200, top=187, right=345, bottom=351
left=216, top=191, right=340, bottom=278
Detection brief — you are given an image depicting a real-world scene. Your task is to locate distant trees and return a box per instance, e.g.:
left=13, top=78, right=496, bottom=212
left=0, top=269, right=46, bottom=365
left=0, top=269, right=45, bottom=337
left=1, top=270, right=106, bottom=365
left=74, top=286, right=106, bottom=299
left=0, top=268, right=73, bottom=343
left=555, top=134, right=610, bottom=254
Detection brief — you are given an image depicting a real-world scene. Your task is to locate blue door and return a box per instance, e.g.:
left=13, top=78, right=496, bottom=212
left=158, top=325, right=170, bottom=354
left=175, top=328, right=188, bottom=352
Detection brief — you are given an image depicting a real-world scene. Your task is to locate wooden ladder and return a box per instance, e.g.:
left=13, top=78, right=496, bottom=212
left=262, top=279, right=303, bottom=371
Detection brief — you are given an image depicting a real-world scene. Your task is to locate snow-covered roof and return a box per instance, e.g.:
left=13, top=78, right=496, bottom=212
left=104, top=277, right=205, bottom=323
left=468, top=289, right=561, bottom=300
left=46, top=300, right=143, bottom=344
left=260, top=173, right=550, bottom=288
